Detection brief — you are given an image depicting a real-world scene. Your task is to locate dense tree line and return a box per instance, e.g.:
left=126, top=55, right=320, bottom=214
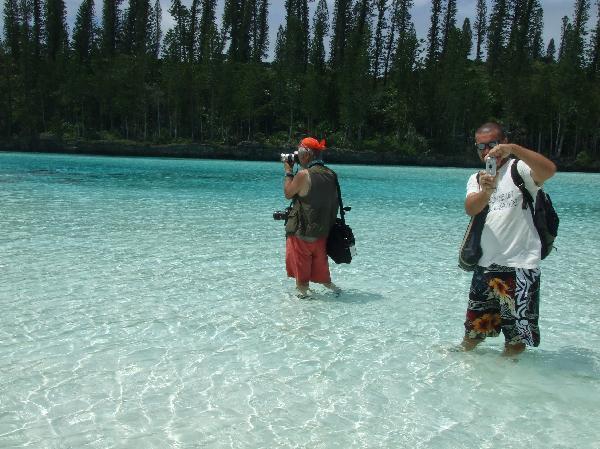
left=1, top=0, right=599, bottom=162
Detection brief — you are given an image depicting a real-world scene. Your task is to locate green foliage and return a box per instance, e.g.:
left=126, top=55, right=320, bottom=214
left=0, top=0, right=598, bottom=164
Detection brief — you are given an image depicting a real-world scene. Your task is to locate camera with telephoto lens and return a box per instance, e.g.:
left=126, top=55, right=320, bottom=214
left=280, top=151, right=299, bottom=165
left=273, top=206, right=292, bottom=221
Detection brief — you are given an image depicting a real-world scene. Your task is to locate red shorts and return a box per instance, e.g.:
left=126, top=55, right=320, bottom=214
left=286, top=236, right=331, bottom=284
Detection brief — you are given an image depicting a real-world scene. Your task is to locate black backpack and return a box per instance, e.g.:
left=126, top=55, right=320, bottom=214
left=510, top=159, right=559, bottom=259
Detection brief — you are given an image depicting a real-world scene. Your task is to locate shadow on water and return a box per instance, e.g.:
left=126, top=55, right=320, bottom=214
left=438, top=343, right=600, bottom=380
left=302, top=288, right=386, bottom=304
left=526, top=346, right=600, bottom=379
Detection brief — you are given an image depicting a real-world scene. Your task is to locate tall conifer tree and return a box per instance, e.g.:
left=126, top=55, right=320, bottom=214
left=426, top=0, right=443, bottom=66
left=102, top=0, right=122, bottom=55
left=148, top=0, right=162, bottom=59
left=487, top=0, right=509, bottom=70
left=589, top=0, right=600, bottom=78
left=3, top=0, right=21, bottom=59
left=474, top=0, right=486, bottom=61
left=330, top=0, right=351, bottom=70
left=545, top=38, right=556, bottom=62
left=441, top=0, right=457, bottom=57
left=45, top=0, right=69, bottom=60
left=72, top=0, right=96, bottom=62
left=528, top=1, right=544, bottom=60
left=372, top=0, right=387, bottom=81
left=309, top=0, right=328, bottom=72
left=199, top=0, right=218, bottom=62
left=252, top=0, right=269, bottom=61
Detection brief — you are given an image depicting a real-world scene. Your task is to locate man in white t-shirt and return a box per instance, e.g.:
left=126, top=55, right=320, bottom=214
left=461, top=122, right=556, bottom=357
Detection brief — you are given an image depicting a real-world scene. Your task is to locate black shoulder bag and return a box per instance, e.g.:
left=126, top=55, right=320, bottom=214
left=327, top=171, right=355, bottom=264
left=458, top=173, right=488, bottom=271
left=510, top=159, right=559, bottom=259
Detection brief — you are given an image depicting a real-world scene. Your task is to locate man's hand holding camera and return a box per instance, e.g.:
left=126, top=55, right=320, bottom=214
left=478, top=172, right=496, bottom=195
left=486, top=143, right=514, bottom=162
left=284, top=160, right=294, bottom=175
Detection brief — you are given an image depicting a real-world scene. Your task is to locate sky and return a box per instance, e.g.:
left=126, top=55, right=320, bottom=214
left=2, top=0, right=598, bottom=59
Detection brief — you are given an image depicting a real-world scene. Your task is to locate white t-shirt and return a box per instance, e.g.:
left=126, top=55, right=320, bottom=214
left=466, top=159, right=541, bottom=269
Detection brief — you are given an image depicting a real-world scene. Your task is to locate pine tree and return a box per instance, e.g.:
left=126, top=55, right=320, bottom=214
left=102, top=0, right=122, bottom=55
left=330, top=0, right=351, bottom=70
left=3, top=0, right=21, bottom=59
left=372, top=0, right=387, bottom=81
left=441, top=0, right=457, bottom=57
left=474, top=0, right=486, bottom=61
left=186, top=0, right=200, bottom=61
left=558, top=16, right=570, bottom=60
left=72, top=0, right=96, bottom=63
left=339, top=0, right=372, bottom=141
left=284, top=0, right=310, bottom=71
left=273, top=24, right=285, bottom=64
left=487, top=0, right=509, bottom=70
left=383, top=0, right=414, bottom=84
left=567, top=0, right=590, bottom=67
left=252, top=0, right=269, bottom=62
left=506, top=0, right=536, bottom=70
left=391, top=0, right=416, bottom=76
left=528, top=1, right=544, bottom=60
left=304, top=0, right=329, bottom=133
left=199, top=0, right=218, bottom=62
left=555, top=1, right=591, bottom=158
left=462, top=18, right=473, bottom=59
left=223, top=0, right=246, bottom=61
left=148, top=0, right=162, bottom=59
left=45, top=0, right=69, bottom=60
left=545, top=38, right=556, bottom=62
left=309, top=0, right=328, bottom=72
left=31, top=0, right=43, bottom=59
left=163, top=0, right=189, bottom=62
left=426, top=0, right=443, bottom=67
left=589, top=0, right=600, bottom=78
left=387, top=0, right=418, bottom=141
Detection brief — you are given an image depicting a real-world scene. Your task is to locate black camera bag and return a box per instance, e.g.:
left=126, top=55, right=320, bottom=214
left=458, top=205, right=489, bottom=271
left=459, top=172, right=488, bottom=271
left=327, top=171, right=355, bottom=264
left=510, top=159, right=559, bottom=259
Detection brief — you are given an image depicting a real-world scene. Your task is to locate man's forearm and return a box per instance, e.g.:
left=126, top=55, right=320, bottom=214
left=509, top=144, right=556, bottom=184
left=465, top=191, right=491, bottom=216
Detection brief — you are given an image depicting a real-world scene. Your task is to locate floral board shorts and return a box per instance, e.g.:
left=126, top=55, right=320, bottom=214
left=465, top=264, right=541, bottom=347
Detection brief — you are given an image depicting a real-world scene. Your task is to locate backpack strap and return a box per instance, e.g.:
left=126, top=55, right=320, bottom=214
left=510, top=158, right=535, bottom=212
left=328, top=168, right=346, bottom=225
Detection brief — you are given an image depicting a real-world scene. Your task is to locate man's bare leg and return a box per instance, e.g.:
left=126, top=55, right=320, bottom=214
left=502, top=342, right=526, bottom=357
left=296, top=281, right=310, bottom=298
left=461, top=337, right=483, bottom=351
left=322, top=282, right=341, bottom=294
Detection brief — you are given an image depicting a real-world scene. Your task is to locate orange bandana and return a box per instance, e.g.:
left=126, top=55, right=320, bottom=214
left=300, top=137, right=326, bottom=151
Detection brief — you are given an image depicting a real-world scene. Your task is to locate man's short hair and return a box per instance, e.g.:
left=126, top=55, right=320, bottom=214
left=298, top=147, right=320, bottom=160
left=476, top=122, right=505, bottom=139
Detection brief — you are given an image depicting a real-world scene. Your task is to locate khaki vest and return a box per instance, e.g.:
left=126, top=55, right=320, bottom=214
left=285, top=164, right=339, bottom=239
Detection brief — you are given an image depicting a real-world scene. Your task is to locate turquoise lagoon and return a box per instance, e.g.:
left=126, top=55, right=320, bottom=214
left=1, top=152, right=599, bottom=448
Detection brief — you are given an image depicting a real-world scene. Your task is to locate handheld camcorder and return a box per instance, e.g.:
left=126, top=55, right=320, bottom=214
left=485, top=157, right=497, bottom=177
left=273, top=206, right=292, bottom=221
left=280, top=151, right=299, bottom=165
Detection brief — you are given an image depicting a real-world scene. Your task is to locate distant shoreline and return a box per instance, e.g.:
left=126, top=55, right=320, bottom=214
left=0, top=137, right=594, bottom=173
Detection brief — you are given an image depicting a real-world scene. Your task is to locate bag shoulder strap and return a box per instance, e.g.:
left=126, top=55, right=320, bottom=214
left=510, top=158, right=534, bottom=212
left=327, top=167, right=346, bottom=225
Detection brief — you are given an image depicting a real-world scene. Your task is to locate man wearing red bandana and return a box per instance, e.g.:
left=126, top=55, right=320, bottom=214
left=282, top=137, right=340, bottom=297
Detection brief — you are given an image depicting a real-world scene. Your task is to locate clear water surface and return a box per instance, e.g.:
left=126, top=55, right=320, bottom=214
left=1, top=152, right=599, bottom=449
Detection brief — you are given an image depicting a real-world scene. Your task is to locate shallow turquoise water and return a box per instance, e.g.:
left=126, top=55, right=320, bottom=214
left=1, top=152, right=599, bottom=448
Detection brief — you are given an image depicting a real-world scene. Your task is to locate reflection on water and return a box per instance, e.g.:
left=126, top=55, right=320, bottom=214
left=1, top=153, right=599, bottom=449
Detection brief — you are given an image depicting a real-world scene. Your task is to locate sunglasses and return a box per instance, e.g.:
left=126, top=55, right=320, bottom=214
left=475, top=141, right=499, bottom=152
